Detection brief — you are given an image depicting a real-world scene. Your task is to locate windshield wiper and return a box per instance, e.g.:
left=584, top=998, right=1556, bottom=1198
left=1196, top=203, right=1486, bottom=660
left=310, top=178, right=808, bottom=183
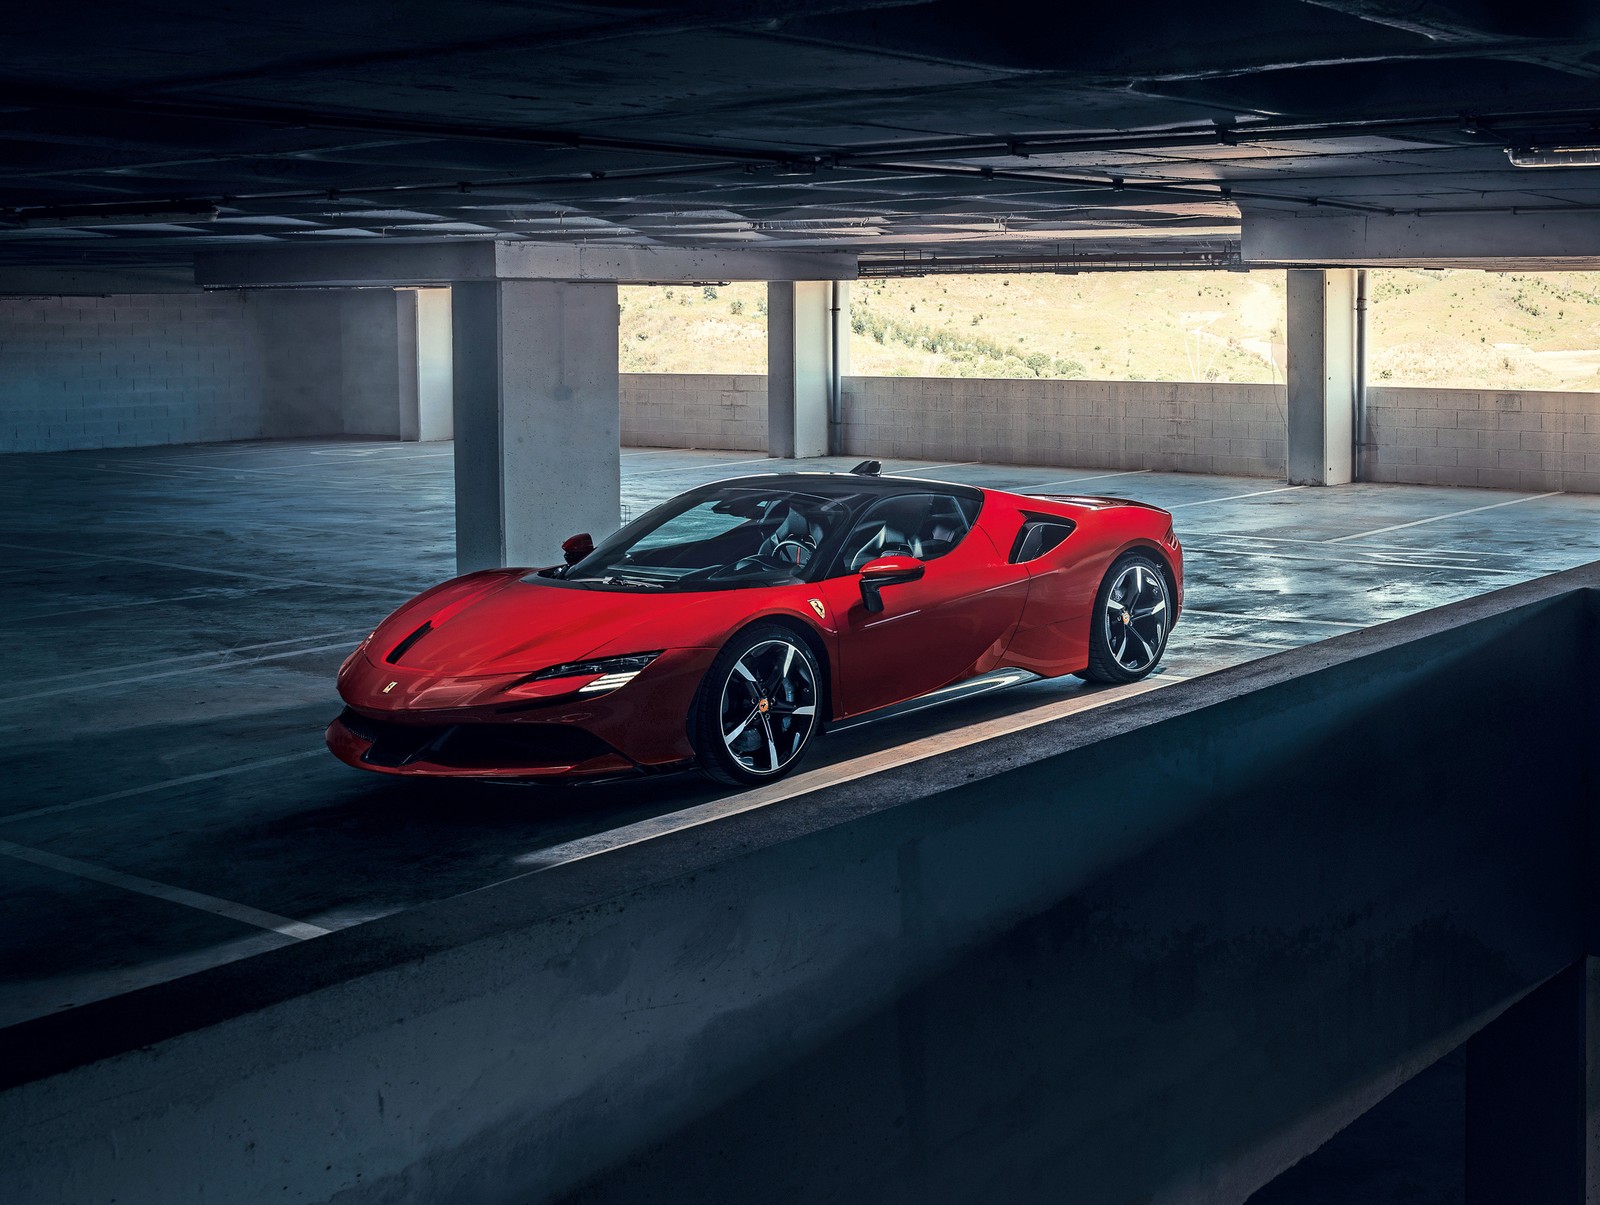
left=601, top=575, right=666, bottom=589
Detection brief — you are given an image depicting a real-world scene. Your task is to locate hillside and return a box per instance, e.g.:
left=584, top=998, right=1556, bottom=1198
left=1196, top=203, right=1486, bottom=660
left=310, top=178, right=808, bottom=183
left=618, top=269, right=1600, bottom=391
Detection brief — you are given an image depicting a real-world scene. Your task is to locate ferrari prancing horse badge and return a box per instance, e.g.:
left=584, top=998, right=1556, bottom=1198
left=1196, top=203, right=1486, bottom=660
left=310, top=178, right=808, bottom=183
left=808, top=598, right=826, bottom=619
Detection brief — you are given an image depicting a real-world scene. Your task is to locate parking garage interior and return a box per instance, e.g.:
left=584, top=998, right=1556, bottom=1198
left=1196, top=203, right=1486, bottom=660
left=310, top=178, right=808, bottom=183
left=4, top=3, right=1600, bottom=1203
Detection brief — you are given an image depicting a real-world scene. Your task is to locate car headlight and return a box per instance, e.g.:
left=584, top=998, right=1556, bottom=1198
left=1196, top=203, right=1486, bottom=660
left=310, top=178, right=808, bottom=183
left=522, top=652, right=662, bottom=693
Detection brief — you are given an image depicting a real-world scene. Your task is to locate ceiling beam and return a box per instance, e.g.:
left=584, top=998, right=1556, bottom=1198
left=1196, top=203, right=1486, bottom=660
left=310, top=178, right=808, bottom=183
left=1242, top=205, right=1600, bottom=263
left=194, top=241, right=859, bottom=288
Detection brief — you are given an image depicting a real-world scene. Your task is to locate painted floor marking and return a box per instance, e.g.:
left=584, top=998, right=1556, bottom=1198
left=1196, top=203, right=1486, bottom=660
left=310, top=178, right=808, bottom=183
left=10, top=585, right=293, bottom=625
left=1201, top=533, right=1524, bottom=560
left=626, top=456, right=773, bottom=476
left=1196, top=534, right=1509, bottom=570
left=0, top=839, right=329, bottom=940
left=895, top=460, right=980, bottom=476
left=1195, top=636, right=1304, bottom=651
left=509, top=673, right=1178, bottom=873
left=133, top=452, right=453, bottom=476
left=1169, top=486, right=1307, bottom=509
left=0, top=642, right=354, bottom=706
left=1183, top=544, right=1521, bottom=576
left=1326, top=491, right=1563, bottom=543
left=1181, top=608, right=1365, bottom=629
left=16, top=629, right=368, bottom=689
left=0, top=541, right=418, bottom=597
left=1024, top=469, right=1153, bottom=489
left=0, top=751, right=327, bottom=828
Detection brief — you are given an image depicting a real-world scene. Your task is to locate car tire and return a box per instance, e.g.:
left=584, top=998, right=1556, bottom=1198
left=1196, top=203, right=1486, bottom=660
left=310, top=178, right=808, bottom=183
left=692, top=623, right=823, bottom=786
left=1077, top=551, right=1173, bottom=684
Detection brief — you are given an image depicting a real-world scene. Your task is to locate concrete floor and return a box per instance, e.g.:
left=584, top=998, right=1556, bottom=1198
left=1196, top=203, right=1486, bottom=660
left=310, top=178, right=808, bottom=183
left=2, top=440, right=1599, bottom=1030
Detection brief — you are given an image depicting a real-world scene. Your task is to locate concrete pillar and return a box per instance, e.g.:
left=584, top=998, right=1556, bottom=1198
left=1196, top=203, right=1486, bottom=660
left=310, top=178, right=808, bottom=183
left=1465, top=962, right=1588, bottom=1204
left=767, top=280, right=844, bottom=458
left=397, top=287, right=453, bottom=442
left=1285, top=268, right=1356, bottom=486
left=451, top=280, right=620, bottom=574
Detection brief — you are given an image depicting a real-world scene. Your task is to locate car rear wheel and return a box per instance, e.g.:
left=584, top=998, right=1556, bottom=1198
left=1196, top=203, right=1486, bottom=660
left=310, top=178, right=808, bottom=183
left=693, top=624, right=822, bottom=786
left=1077, top=552, right=1172, bottom=684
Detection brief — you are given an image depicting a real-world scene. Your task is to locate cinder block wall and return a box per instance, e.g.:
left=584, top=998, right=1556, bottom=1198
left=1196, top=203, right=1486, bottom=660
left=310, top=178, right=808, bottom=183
left=621, top=373, right=1288, bottom=475
left=620, top=373, right=767, bottom=451
left=623, top=374, right=1600, bottom=493
left=0, top=293, right=265, bottom=452
left=1367, top=386, right=1600, bottom=493
left=842, top=376, right=1287, bottom=477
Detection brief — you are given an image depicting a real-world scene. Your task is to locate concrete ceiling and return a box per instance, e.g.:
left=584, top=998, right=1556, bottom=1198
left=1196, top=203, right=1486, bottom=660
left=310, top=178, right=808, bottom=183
left=5, top=0, right=1600, bottom=280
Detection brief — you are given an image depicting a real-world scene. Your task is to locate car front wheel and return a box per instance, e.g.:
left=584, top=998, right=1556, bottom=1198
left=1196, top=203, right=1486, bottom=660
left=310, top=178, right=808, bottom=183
left=693, top=624, right=822, bottom=786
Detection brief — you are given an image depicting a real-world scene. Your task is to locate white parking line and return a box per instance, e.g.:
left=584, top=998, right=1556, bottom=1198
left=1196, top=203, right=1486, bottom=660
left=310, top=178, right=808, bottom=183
left=509, top=673, right=1178, bottom=873
left=0, top=751, right=328, bottom=827
left=11, top=585, right=291, bottom=625
left=1169, top=486, right=1306, bottom=509
left=1184, top=544, right=1521, bottom=575
left=17, top=629, right=369, bottom=689
left=626, top=456, right=773, bottom=476
left=0, top=642, right=353, bottom=706
left=0, top=541, right=418, bottom=597
left=1182, top=608, right=1365, bottom=629
left=894, top=460, right=979, bottom=476
left=1025, top=469, right=1153, bottom=490
left=1196, top=636, right=1304, bottom=651
left=1325, top=491, right=1563, bottom=542
left=0, top=839, right=329, bottom=940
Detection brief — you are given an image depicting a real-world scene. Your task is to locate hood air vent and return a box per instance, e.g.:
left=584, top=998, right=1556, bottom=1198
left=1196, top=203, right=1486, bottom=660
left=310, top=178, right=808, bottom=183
left=385, top=621, right=433, bottom=665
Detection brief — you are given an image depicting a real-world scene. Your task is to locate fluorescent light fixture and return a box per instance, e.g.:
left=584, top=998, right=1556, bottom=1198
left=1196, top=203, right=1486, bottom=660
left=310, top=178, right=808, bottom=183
left=0, top=203, right=220, bottom=230
left=1505, top=145, right=1600, bottom=168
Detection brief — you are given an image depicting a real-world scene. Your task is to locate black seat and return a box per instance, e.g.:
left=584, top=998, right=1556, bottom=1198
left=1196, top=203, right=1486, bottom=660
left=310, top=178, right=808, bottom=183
left=845, top=496, right=926, bottom=570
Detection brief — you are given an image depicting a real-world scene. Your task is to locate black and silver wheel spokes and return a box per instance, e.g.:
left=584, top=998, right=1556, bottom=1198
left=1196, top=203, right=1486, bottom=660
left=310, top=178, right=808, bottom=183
left=1104, top=563, right=1169, bottom=673
left=720, top=639, right=818, bottom=775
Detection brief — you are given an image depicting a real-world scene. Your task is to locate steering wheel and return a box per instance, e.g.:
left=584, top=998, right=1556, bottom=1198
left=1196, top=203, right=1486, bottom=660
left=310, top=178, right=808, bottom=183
left=767, top=535, right=817, bottom=568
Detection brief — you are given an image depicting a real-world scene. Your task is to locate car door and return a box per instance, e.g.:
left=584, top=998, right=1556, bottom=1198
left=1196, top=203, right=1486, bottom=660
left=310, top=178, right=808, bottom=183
left=817, top=491, right=1029, bottom=717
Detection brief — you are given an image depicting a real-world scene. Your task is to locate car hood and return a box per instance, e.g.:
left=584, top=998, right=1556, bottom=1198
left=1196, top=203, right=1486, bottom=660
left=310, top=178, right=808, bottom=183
left=368, top=572, right=727, bottom=676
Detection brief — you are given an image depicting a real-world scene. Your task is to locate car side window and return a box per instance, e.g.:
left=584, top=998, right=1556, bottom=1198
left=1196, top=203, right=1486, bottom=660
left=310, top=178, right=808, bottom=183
left=1009, top=515, right=1077, bottom=564
left=837, top=492, right=980, bottom=573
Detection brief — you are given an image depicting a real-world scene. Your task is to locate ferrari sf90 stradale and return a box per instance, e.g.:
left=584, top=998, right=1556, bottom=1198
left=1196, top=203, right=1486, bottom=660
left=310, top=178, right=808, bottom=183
left=327, top=463, right=1182, bottom=785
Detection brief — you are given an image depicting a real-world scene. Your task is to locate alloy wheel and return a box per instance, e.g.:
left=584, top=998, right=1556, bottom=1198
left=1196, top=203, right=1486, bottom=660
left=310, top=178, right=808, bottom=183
left=719, top=638, right=818, bottom=775
left=1104, top=562, right=1169, bottom=673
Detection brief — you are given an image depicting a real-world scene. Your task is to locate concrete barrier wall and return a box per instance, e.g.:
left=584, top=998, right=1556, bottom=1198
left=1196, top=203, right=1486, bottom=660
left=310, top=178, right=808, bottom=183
left=620, top=372, right=767, bottom=451
left=1368, top=385, right=1600, bottom=493
left=623, top=373, right=1600, bottom=492
left=842, top=375, right=1286, bottom=476
left=1, top=566, right=1594, bottom=1205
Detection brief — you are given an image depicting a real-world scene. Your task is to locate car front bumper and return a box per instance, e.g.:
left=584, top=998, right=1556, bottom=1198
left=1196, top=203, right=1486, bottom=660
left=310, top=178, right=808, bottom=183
left=327, top=646, right=717, bottom=778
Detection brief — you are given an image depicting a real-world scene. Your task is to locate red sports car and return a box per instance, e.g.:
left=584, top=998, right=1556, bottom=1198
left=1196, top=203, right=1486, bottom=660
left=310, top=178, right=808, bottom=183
left=327, top=463, right=1182, bottom=785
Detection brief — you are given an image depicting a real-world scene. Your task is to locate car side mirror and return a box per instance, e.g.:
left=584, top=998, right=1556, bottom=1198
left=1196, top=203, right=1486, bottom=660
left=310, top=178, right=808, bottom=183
left=562, top=532, right=595, bottom=565
left=859, top=555, right=925, bottom=613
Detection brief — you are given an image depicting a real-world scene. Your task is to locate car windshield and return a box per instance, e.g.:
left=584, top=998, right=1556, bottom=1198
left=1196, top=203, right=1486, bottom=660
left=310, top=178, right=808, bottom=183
left=546, top=484, right=861, bottom=591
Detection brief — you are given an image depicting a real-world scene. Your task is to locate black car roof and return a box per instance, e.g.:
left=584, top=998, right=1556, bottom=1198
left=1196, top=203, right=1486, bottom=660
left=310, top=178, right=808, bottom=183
left=689, top=471, right=983, bottom=501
